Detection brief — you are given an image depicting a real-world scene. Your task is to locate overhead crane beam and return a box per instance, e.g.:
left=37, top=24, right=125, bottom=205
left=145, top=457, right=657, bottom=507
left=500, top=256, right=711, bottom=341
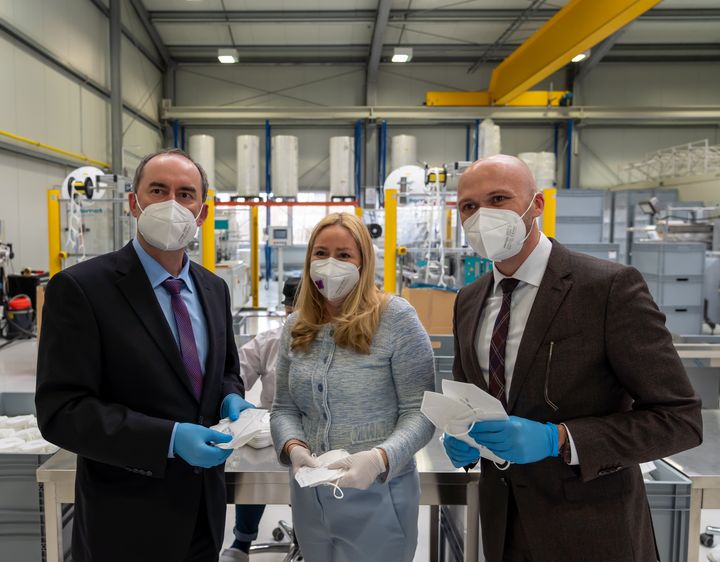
left=488, top=0, right=661, bottom=105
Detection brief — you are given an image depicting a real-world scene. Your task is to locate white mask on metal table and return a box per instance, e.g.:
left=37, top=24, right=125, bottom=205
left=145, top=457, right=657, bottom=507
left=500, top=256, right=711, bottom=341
left=462, top=195, right=537, bottom=262
left=136, top=199, right=202, bottom=251
left=309, top=258, right=360, bottom=302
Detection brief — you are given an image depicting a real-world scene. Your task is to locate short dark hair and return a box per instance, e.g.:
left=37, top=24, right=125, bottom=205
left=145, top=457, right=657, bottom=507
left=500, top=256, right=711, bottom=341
left=132, top=148, right=209, bottom=201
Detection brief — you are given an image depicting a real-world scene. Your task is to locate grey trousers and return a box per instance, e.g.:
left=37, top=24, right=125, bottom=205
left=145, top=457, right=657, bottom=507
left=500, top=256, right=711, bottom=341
left=290, top=467, right=420, bottom=562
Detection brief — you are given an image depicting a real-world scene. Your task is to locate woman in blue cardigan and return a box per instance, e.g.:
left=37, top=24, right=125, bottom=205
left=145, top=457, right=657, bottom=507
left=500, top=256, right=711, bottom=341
left=270, top=212, right=435, bottom=562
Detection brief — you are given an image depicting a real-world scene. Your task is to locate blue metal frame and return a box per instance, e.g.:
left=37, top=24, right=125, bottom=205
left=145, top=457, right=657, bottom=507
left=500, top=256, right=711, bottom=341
left=265, top=120, right=272, bottom=285
left=171, top=120, right=179, bottom=149
left=377, top=120, right=387, bottom=187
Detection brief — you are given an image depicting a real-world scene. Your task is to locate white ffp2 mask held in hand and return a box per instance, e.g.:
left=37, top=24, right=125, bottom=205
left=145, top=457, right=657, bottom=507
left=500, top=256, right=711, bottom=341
left=294, top=449, right=350, bottom=499
left=421, top=390, right=508, bottom=465
left=462, top=195, right=536, bottom=262
left=136, top=199, right=202, bottom=251
left=211, top=408, right=269, bottom=449
left=309, top=258, right=360, bottom=302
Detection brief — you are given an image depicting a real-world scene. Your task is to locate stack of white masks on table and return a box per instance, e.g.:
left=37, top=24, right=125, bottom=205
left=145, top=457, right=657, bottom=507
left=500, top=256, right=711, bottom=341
left=421, top=379, right=509, bottom=465
left=211, top=408, right=272, bottom=449
left=294, top=449, right=349, bottom=498
left=0, top=414, right=59, bottom=454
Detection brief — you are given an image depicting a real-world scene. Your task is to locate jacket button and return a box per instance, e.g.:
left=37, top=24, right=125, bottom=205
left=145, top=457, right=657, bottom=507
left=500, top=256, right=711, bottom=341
left=318, top=384, right=323, bottom=392
left=323, top=413, right=328, bottom=420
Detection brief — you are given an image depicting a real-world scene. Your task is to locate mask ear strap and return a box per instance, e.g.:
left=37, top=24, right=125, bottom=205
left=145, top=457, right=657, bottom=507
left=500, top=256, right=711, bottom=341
left=329, top=479, right=344, bottom=499
left=134, top=194, right=145, bottom=214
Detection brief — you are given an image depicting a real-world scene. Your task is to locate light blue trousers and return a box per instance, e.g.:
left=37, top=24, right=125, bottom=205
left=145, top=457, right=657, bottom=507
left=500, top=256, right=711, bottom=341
left=289, top=467, right=420, bottom=562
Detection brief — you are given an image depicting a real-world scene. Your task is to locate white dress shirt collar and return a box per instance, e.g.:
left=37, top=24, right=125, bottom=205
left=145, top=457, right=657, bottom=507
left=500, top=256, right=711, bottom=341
left=491, top=232, right=552, bottom=294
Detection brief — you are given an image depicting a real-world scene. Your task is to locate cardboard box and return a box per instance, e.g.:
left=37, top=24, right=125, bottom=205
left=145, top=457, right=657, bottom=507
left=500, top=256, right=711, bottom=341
left=401, top=287, right=456, bottom=335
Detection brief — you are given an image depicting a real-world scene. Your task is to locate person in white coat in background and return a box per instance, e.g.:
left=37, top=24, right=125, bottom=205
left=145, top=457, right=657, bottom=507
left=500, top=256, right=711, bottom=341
left=220, top=277, right=300, bottom=562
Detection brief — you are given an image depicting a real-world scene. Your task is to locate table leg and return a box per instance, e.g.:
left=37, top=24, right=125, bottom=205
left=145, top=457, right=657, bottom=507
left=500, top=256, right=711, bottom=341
left=42, top=483, right=61, bottom=562
left=430, top=505, right=439, bottom=562
left=465, top=481, right=480, bottom=562
left=688, top=487, right=702, bottom=562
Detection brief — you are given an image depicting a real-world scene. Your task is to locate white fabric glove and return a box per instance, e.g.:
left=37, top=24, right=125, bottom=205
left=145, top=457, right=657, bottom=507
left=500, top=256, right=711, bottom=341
left=327, top=448, right=387, bottom=490
left=288, top=444, right=321, bottom=475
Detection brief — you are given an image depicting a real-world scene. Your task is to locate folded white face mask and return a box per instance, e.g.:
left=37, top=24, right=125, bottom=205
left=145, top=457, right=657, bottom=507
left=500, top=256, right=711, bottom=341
left=294, top=449, right=350, bottom=499
left=211, top=408, right=269, bottom=449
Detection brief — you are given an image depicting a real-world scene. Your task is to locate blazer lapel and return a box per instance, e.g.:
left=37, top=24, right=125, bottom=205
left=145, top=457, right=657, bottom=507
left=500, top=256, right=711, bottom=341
left=507, top=241, right=573, bottom=412
left=114, top=244, right=198, bottom=401
left=465, top=274, right=494, bottom=392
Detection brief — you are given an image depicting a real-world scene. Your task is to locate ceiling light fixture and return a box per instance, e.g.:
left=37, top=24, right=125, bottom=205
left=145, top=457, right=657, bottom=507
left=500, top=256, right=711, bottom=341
left=218, top=48, right=239, bottom=64
left=571, top=50, right=590, bottom=63
left=392, top=47, right=413, bottom=63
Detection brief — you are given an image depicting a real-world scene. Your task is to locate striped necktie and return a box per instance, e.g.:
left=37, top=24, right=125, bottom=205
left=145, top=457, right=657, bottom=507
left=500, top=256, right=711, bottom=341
left=162, top=278, right=203, bottom=400
left=488, top=278, right=520, bottom=409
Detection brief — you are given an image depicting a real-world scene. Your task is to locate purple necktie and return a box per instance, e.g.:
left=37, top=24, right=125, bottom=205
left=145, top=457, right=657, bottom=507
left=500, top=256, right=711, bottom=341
left=489, top=278, right=520, bottom=410
left=162, top=278, right=203, bottom=400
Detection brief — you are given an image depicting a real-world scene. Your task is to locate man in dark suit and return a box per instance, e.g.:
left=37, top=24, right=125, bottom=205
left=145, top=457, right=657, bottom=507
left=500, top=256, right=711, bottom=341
left=36, top=149, right=253, bottom=562
left=443, top=155, right=702, bottom=562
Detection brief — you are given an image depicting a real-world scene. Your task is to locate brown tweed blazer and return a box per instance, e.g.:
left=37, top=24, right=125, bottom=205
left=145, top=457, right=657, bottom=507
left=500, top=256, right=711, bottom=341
left=452, top=239, right=702, bottom=562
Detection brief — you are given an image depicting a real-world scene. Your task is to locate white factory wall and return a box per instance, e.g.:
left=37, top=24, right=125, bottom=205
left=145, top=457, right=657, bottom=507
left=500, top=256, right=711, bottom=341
left=0, top=0, right=163, bottom=269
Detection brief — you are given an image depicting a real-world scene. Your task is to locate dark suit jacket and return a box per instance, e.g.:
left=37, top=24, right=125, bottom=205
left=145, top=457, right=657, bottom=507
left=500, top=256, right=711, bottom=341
left=453, top=239, right=702, bottom=562
left=35, top=242, right=244, bottom=562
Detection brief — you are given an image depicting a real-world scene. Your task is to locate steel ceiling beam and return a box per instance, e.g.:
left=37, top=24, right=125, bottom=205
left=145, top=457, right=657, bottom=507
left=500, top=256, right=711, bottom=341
left=147, top=8, right=720, bottom=23
left=128, top=0, right=173, bottom=67
left=165, top=42, right=720, bottom=64
left=162, top=104, right=720, bottom=125
left=575, top=28, right=627, bottom=81
left=365, top=0, right=393, bottom=106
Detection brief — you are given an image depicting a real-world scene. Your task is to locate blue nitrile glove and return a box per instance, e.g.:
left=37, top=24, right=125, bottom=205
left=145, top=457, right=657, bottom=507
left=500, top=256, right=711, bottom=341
left=442, top=433, right=481, bottom=468
left=173, top=423, right=233, bottom=468
left=220, top=393, right=255, bottom=421
left=468, top=416, right=558, bottom=464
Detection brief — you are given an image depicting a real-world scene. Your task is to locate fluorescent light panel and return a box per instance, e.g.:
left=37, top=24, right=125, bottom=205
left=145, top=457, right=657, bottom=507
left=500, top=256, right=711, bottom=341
left=392, top=47, right=413, bottom=63
left=218, top=48, right=239, bottom=64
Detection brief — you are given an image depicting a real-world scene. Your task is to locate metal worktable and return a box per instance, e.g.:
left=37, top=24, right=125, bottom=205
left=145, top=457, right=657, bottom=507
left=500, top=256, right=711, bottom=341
left=666, top=410, right=720, bottom=562
left=37, top=432, right=480, bottom=562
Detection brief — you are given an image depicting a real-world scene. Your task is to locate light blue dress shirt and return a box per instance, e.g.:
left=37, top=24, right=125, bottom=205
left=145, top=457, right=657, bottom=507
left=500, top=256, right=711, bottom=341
left=132, top=238, right=210, bottom=457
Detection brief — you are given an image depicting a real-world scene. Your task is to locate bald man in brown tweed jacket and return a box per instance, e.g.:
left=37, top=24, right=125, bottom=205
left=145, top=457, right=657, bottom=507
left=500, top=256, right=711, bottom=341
left=447, top=156, right=702, bottom=562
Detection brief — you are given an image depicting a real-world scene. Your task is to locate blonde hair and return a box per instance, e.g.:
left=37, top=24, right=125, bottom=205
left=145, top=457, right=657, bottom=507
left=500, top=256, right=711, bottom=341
left=292, top=212, right=389, bottom=354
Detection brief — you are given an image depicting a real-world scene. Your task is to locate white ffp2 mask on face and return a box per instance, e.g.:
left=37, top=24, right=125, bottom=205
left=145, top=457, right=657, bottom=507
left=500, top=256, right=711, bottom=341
left=136, top=199, right=202, bottom=251
left=462, top=195, right=537, bottom=262
left=309, top=258, right=360, bottom=302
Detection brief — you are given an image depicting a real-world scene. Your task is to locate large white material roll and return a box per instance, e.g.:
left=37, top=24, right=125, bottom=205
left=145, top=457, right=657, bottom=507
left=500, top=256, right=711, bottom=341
left=479, top=119, right=501, bottom=157
left=519, top=151, right=556, bottom=188
left=391, top=135, right=417, bottom=172
left=236, top=135, right=260, bottom=196
left=330, top=136, right=355, bottom=197
left=189, top=134, right=215, bottom=190
left=271, top=135, right=299, bottom=197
